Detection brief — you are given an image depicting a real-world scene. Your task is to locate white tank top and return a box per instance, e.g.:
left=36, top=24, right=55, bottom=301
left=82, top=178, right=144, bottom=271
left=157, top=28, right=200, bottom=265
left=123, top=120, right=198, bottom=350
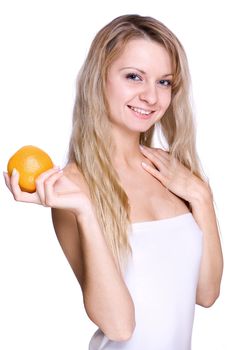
left=89, top=213, right=203, bottom=350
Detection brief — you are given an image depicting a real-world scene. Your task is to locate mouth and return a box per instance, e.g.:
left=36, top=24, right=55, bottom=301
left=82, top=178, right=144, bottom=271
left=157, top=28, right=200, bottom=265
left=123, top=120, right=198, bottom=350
left=127, top=105, right=155, bottom=119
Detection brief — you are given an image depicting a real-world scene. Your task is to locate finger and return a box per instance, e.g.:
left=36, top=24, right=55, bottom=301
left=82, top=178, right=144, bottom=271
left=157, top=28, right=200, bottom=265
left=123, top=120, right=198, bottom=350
left=6, top=169, right=42, bottom=204
left=35, top=166, right=61, bottom=205
left=44, top=170, right=64, bottom=207
left=9, top=168, right=24, bottom=201
left=3, top=172, right=12, bottom=191
left=142, top=145, right=171, bottom=163
left=139, top=145, right=167, bottom=170
left=154, top=148, right=171, bottom=161
left=141, top=161, right=165, bottom=184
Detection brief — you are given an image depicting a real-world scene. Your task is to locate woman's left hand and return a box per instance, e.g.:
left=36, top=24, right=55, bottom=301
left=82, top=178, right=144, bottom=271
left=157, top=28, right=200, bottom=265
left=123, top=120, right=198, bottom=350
left=139, top=145, right=210, bottom=204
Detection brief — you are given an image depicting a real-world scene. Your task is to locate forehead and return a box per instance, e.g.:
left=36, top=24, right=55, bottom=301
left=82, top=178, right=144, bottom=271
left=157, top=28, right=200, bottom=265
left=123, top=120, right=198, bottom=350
left=110, top=38, right=172, bottom=74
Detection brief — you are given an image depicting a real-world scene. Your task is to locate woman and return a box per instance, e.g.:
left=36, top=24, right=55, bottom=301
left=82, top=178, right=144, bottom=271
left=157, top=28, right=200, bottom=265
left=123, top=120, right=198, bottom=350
left=4, top=14, right=223, bottom=349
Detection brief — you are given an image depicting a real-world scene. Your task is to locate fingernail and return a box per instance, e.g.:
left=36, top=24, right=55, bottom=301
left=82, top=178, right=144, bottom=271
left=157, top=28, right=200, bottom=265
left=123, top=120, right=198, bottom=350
left=141, top=161, right=148, bottom=167
left=12, top=168, right=18, bottom=176
left=139, top=144, right=144, bottom=150
left=3, top=172, right=8, bottom=181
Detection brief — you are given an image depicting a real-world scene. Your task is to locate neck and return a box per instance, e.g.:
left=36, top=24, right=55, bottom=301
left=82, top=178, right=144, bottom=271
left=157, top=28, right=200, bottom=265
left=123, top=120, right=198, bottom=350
left=110, top=128, right=145, bottom=169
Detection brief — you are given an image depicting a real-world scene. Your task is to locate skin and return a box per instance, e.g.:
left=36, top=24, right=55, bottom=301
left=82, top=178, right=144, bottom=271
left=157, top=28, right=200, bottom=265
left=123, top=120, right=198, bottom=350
left=4, top=37, right=223, bottom=320
left=105, top=38, right=173, bottom=169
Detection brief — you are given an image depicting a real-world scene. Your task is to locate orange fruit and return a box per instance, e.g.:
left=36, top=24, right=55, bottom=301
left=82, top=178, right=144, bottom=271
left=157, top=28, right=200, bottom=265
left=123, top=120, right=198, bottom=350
left=7, top=145, right=54, bottom=193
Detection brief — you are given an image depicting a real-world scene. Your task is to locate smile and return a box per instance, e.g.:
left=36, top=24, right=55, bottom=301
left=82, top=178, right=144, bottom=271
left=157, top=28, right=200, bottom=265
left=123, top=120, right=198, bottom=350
left=128, top=105, right=154, bottom=115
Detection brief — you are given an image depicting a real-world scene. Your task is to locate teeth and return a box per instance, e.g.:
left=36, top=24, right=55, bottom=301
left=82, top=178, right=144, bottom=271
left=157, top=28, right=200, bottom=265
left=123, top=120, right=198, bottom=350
left=129, top=106, right=152, bottom=115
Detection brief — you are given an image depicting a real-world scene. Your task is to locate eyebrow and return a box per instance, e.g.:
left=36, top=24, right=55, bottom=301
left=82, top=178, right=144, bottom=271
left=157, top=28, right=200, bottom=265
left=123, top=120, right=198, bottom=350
left=120, top=66, right=174, bottom=77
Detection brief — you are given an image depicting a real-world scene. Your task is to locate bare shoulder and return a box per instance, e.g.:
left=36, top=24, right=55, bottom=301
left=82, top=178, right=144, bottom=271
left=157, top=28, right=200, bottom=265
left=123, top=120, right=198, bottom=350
left=62, top=161, right=84, bottom=179
left=62, top=162, right=91, bottom=197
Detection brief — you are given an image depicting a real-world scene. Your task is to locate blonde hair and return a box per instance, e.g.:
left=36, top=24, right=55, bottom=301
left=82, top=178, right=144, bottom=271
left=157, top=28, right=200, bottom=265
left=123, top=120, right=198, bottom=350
left=68, top=14, right=208, bottom=274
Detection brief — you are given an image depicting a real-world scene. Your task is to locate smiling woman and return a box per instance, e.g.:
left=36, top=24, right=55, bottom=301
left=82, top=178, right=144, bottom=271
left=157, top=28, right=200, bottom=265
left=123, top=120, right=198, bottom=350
left=105, top=39, right=173, bottom=130
left=4, top=14, right=223, bottom=350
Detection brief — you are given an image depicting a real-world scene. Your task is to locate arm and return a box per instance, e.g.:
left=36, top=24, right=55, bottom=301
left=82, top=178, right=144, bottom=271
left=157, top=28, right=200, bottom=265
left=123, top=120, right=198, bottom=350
left=52, top=207, right=135, bottom=341
left=188, top=183, right=223, bottom=307
left=76, top=208, right=135, bottom=339
left=5, top=167, right=135, bottom=341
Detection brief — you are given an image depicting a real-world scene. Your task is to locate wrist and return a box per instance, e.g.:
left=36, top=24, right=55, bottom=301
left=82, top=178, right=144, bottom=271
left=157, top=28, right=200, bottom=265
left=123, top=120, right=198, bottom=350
left=188, top=178, right=213, bottom=207
left=74, top=202, right=97, bottom=223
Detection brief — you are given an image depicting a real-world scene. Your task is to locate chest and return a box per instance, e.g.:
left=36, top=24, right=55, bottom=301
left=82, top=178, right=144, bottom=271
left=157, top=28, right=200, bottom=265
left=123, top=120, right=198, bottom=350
left=117, top=168, right=189, bottom=223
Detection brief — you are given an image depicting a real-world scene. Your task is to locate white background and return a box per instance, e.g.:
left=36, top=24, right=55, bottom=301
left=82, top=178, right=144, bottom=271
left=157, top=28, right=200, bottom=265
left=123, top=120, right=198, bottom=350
left=0, top=0, right=232, bottom=349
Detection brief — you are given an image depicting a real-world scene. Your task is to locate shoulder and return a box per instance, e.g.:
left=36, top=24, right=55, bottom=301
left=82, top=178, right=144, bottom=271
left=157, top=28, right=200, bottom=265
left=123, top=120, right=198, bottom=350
left=51, top=156, right=79, bottom=231
left=62, top=162, right=85, bottom=184
left=62, top=161, right=83, bottom=178
left=62, top=162, right=91, bottom=198
left=51, top=161, right=91, bottom=223
left=51, top=162, right=82, bottom=223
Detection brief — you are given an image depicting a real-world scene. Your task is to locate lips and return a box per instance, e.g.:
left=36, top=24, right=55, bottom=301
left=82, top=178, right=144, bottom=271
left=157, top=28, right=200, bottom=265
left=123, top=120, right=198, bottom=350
left=127, top=105, right=154, bottom=119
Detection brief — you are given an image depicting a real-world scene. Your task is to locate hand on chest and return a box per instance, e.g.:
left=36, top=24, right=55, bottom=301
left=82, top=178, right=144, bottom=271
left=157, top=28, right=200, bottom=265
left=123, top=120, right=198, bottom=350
left=117, top=169, right=188, bottom=222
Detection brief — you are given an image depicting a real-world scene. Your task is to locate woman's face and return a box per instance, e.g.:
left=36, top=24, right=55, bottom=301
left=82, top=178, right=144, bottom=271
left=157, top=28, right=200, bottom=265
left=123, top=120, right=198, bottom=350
left=105, top=38, right=173, bottom=135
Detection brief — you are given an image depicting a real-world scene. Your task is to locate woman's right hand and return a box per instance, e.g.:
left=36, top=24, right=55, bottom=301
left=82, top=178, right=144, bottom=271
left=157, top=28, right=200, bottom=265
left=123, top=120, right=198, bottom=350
left=3, top=164, right=93, bottom=217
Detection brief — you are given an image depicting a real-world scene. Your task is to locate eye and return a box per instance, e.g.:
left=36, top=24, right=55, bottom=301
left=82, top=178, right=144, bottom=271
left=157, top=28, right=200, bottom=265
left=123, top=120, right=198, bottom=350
left=126, top=73, right=142, bottom=81
left=159, top=79, right=172, bottom=88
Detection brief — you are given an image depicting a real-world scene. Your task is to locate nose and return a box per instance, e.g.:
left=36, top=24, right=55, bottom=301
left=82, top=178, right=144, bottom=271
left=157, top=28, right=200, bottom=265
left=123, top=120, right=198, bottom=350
left=139, top=83, right=158, bottom=105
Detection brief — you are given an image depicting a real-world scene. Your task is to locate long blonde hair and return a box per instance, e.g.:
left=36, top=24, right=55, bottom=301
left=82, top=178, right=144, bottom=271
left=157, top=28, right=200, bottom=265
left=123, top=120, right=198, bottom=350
left=68, top=14, right=207, bottom=274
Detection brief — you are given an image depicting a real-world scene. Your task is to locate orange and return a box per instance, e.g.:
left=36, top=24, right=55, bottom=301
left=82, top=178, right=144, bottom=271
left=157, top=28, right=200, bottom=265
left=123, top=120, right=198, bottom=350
left=7, top=145, right=54, bottom=193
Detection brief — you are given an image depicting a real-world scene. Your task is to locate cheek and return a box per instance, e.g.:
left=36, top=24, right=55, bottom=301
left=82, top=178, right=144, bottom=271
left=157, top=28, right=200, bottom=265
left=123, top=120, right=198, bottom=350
left=105, top=83, right=124, bottom=120
left=106, top=81, right=123, bottom=103
left=161, top=92, right=172, bottom=109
